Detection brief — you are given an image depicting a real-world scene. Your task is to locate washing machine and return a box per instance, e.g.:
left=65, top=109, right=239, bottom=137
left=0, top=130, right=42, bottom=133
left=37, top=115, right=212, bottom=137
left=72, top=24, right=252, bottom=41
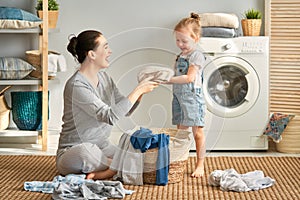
left=194, top=36, right=269, bottom=151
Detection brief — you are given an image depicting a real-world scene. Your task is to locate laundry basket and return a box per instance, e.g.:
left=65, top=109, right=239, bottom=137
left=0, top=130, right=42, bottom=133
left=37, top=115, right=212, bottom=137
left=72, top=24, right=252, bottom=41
left=11, top=91, right=45, bottom=130
left=0, top=86, right=11, bottom=130
left=25, top=50, right=57, bottom=79
left=143, top=128, right=193, bottom=184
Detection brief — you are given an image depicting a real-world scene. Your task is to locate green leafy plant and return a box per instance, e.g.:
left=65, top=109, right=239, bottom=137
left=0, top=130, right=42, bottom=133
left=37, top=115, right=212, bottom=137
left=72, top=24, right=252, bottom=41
left=243, top=8, right=262, bottom=19
left=36, top=0, right=59, bottom=11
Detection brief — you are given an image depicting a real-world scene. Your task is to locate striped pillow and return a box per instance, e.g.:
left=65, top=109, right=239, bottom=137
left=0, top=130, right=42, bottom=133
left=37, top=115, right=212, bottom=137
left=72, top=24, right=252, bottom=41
left=0, top=57, right=35, bottom=79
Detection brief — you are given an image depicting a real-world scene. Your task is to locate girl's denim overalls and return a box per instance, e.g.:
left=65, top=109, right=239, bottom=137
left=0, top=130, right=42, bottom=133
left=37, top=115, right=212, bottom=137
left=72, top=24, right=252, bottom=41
left=172, top=55, right=205, bottom=126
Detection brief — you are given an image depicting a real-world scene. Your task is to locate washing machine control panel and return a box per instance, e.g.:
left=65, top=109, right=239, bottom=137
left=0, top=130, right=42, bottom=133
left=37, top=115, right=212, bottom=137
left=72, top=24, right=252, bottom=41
left=200, top=37, right=269, bottom=54
left=241, top=41, right=265, bottom=53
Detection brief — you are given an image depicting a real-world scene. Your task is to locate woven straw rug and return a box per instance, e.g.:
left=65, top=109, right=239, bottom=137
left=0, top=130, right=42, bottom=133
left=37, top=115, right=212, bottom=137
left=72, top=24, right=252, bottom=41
left=0, top=155, right=299, bottom=200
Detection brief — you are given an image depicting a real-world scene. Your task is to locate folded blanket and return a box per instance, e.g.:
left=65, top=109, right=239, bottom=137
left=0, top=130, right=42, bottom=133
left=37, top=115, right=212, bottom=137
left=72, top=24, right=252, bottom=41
left=200, top=13, right=239, bottom=28
left=202, top=27, right=237, bottom=38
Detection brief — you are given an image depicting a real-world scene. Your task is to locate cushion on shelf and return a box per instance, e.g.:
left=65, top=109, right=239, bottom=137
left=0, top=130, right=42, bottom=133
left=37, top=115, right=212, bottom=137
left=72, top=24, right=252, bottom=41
left=0, top=57, right=35, bottom=79
left=0, top=7, right=42, bottom=29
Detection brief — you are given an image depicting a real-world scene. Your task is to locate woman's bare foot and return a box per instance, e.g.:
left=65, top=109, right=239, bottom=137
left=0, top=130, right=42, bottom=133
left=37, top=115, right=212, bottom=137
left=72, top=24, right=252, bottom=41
left=86, top=169, right=117, bottom=180
left=191, top=167, right=204, bottom=178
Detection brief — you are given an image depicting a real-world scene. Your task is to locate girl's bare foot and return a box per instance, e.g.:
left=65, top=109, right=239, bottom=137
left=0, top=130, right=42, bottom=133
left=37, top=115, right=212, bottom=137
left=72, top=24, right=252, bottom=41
left=191, top=167, right=204, bottom=178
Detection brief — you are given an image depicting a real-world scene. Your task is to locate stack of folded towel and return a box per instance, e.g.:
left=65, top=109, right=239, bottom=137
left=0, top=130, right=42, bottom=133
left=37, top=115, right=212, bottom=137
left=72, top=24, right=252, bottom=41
left=200, top=13, right=240, bottom=38
left=48, top=51, right=67, bottom=77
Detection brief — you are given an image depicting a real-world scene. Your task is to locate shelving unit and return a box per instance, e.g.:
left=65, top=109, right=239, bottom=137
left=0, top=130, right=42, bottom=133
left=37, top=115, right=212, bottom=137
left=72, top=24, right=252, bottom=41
left=0, top=0, right=49, bottom=151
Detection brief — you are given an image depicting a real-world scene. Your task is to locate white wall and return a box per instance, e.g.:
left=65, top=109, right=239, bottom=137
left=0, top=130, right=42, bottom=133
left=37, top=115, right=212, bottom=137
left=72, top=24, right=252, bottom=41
left=1, top=0, right=265, bottom=132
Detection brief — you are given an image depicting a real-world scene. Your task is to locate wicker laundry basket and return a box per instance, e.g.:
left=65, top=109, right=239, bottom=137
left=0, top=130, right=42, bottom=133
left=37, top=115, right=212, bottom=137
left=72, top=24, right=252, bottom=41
left=0, top=110, right=10, bottom=130
left=25, top=50, right=57, bottom=79
left=143, top=128, right=193, bottom=184
left=0, top=86, right=11, bottom=130
left=276, top=116, right=300, bottom=153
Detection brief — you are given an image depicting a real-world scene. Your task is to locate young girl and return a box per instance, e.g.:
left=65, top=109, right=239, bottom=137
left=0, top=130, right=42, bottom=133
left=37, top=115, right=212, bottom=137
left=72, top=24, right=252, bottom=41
left=168, top=13, right=206, bottom=178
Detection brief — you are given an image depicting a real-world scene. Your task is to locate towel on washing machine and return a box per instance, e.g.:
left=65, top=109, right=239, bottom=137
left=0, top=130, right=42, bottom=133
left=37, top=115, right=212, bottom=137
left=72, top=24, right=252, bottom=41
left=199, top=13, right=239, bottom=29
left=202, top=27, right=238, bottom=38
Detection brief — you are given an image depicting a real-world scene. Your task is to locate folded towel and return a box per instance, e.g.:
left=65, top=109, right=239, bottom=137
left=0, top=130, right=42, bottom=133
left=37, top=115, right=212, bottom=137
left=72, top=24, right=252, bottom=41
left=48, top=52, right=67, bottom=73
left=202, top=27, right=237, bottom=38
left=126, top=66, right=174, bottom=116
left=137, top=66, right=174, bottom=83
left=200, top=13, right=239, bottom=28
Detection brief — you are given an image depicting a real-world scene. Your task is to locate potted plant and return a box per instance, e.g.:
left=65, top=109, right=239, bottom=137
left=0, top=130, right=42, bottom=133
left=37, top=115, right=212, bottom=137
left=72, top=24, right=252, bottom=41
left=36, top=0, right=59, bottom=29
left=241, top=8, right=262, bottom=36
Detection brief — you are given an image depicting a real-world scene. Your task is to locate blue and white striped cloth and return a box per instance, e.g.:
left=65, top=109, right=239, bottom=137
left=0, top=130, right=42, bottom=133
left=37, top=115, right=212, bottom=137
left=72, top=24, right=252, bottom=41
left=24, top=174, right=134, bottom=199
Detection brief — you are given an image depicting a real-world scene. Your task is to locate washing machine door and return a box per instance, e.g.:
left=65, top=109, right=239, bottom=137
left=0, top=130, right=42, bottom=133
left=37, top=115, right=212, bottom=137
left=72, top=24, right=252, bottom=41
left=203, top=56, right=259, bottom=118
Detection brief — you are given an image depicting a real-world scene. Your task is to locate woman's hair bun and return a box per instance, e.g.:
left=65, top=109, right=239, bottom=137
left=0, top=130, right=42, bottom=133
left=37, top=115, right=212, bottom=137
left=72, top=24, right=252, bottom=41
left=67, top=34, right=78, bottom=58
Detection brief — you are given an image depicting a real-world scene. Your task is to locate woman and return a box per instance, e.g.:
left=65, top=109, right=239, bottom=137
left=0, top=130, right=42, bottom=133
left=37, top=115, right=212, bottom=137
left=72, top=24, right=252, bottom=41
left=56, top=30, right=158, bottom=180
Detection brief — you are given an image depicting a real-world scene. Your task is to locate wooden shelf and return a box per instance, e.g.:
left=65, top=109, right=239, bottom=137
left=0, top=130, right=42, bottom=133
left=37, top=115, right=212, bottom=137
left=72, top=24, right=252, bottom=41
left=0, top=28, right=59, bottom=34
left=0, top=0, right=49, bottom=151
left=0, top=79, right=59, bottom=86
left=0, top=28, right=40, bottom=34
left=0, top=129, right=39, bottom=144
left=0, top=79, right=42, bottom=85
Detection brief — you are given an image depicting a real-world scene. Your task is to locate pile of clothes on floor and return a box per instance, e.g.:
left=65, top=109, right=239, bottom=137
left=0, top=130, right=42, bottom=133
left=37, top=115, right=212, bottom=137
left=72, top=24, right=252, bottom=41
left=200, top=13, right=240, bottom=38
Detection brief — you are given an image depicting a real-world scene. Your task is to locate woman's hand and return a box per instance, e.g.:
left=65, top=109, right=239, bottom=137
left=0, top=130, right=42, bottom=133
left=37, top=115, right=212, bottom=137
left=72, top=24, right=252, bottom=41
left=127, top=81, right=159, bottom=105
left=137, top=80, right=159, bottom=94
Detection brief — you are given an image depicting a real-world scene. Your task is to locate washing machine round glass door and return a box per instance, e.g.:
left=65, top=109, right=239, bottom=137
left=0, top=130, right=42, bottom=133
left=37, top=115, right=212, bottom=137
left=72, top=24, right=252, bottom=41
left=203, top=56, right=260, bottom=118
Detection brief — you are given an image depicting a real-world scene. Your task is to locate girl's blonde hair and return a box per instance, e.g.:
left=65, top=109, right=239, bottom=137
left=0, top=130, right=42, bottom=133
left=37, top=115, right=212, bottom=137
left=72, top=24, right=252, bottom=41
left=174, top=12, right=201, bottom=39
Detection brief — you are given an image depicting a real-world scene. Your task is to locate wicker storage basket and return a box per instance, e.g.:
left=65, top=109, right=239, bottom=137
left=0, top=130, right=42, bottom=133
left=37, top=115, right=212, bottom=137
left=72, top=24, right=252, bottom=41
left=143, top=128, right=193, bottom=184
left=25, top=50, right=56, bottom=79
left=0, top=86, right=11, bottom=130
left=241, top=19, right=262, bottom=36
left=276, top=116, right=300, bottom=153
left=0, top=110, right=10, bottom=130
left=11, top=91, right=43, bottom=130
left=38, top=10, right=59, bottom=29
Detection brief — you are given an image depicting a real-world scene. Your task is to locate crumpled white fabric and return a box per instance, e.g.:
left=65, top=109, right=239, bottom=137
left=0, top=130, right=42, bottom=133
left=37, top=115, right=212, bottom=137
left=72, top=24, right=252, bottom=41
left=111, top=131, right=144, bottom=185
left=208, top=168, right=275, bottom=192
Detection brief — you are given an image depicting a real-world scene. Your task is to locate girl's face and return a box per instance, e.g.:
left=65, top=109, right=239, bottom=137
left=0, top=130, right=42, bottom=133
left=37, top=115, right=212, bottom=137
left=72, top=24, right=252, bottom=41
left=175, top=28, right=198, bottom=55
left=92, top=36, right=112, bottom=68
